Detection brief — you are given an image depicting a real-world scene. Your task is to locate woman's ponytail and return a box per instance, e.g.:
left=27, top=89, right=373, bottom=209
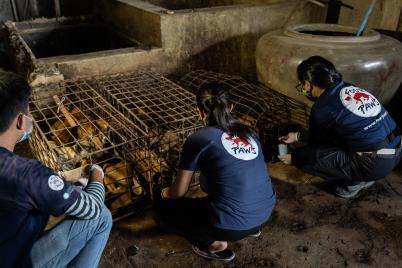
left=197, top=82, right=254, bottom=140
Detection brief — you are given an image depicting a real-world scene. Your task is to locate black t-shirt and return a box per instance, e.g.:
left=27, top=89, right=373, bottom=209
left=0, top=147, right=80, bottom=268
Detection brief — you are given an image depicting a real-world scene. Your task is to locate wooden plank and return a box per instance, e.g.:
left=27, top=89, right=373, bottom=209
left=379, top=0, right=402, bottom=30
left=399, top=6, right=402, bottom=31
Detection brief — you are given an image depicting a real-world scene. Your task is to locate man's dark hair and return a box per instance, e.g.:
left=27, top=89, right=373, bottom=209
left=0, top=70, right=31, bottom=133
left=297, top=56, right=342, bottom=89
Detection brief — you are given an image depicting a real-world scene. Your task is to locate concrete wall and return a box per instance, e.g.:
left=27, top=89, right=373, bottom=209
left=0, top=0, right=14, bottom=22
left=96, top=0, right=321, bottom=79
left=96, top=0, right=163, bottom=47
left=144, top=0, right=290, bottom=9
left=0, top=1, right=13, bottom=69
left=0, top=0, right=53, bottom=21
left=50, top=48, right=166, bottom=79
left=160, top=1, right=321, bottom=78
left=3, top=17, right=167, bottom=82
left=0, top=0, right=92, bottom=22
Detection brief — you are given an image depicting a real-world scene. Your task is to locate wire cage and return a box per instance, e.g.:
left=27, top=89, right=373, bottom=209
left=29, top=80, right=147, bottom=218
left=87, top=71, right=203, bottom=199
left=179, top=70, right=311, bottom=162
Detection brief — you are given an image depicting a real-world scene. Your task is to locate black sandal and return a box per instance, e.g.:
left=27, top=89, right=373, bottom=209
left=192, top=245, right=235, bottom=262
left=248, top=229, right=262, bottom=238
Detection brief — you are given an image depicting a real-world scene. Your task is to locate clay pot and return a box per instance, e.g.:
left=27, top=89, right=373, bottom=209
left=256, top=24, right=402, bottom=106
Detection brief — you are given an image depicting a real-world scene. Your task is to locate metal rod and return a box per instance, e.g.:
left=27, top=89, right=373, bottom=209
left=357, top=0, right=376, bottom=36
left=53, top=95, right=78, bottom=127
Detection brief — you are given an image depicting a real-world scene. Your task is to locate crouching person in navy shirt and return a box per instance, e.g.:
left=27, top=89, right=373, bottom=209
left=0, top=70, right=112, bottom=268
left=279, top=56, right=402, bottom=198
left=154, top=82, right=276, bottom=262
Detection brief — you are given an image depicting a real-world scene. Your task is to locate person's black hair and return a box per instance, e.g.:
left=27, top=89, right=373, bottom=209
left=297, top=56, right=342, bottom=89
left=196, top=82, right=254, bottom=140
left=0, top=69, right=31, bottom=133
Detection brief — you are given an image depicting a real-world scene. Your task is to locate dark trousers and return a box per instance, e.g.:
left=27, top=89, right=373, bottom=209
left=153, top=197, right=260, bottom=249
left=292, top=144, right=402, bottom=185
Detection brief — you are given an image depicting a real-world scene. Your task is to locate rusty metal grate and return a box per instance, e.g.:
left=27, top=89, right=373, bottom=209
left=179, top=70, right=311, bottom=162
left=92, top=71, right=200, bottom=135
left=29, top=81, right=146, bottom=217
left=88, top=71, right=203, bottom=198
left=179, top=70, right=310, bottom=128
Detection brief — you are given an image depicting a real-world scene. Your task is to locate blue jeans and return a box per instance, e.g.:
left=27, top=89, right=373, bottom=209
left=30, top=206, right=113, bottom=268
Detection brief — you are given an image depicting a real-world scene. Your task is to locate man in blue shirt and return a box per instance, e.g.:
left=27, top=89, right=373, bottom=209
left=279, top=56, right=402, bottom=198
left=0, top=70, right=112, bottom=267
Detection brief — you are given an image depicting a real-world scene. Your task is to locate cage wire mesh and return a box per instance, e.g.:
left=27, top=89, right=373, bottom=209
left=29, top=80, right=147, bottom=218
left=179, top=70, right=311, bottom=162
left=29, top=69, right=305, bottom=211
left=87, top=71, right=203, bottom=199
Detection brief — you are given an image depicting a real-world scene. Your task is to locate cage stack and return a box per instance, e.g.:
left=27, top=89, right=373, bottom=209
left=88, top=71, right=203, bottom=200
left=29, top=80, right=146, bottom=218
left=179, top=70, right=311, bottom=162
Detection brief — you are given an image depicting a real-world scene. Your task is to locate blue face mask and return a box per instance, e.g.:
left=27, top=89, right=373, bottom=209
left=301, top=88, right=318, bottom=102
left=18, top=115, right=33, bottom=143
left=297, top=82, right=318, bottom=102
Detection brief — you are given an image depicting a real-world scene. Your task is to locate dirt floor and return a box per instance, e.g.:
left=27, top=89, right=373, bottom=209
left=98, top=165, right=402, bottom=268
left=12, top=83, right=402, bottom=267
left=96, top=83, right=402, bottom=268
left=12, top=137, right=402, bottom=268
left=13, top=129, right=402, bottom=268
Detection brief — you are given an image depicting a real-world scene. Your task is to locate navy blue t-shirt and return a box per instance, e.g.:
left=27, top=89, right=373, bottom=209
left=0, top=147, right=81, bottom=268
left=308, top=81, right=400, bottom=151
left=179, top=127, right=276, bottom=230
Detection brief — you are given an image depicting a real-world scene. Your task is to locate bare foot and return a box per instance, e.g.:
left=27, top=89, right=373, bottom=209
left=208, top=241, right=228, bottom=252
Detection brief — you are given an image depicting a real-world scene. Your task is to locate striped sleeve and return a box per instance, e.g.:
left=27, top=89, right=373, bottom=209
left=65, top=182, right=105, bottom=220
left=84, top=182, right=105, bottom=203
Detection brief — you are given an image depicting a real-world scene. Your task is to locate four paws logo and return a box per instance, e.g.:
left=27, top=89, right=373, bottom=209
left=221, top=133, right=258, bottom=160
left=340, top=86, right=381, bottom=118
left=48, top=175, right=65, bottom=191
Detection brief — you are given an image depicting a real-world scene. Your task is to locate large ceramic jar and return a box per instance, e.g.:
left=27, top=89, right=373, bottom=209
left=256, top=24, right=402, bottom=106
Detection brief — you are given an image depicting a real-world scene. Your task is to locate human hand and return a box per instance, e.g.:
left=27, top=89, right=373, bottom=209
left=161, top=187, right=170, bottom=199
left=278, top=154, right=292, bottom=165
left=86, top=165, right=105, bottom=183
left=279, top=132, right=299, bottom=144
